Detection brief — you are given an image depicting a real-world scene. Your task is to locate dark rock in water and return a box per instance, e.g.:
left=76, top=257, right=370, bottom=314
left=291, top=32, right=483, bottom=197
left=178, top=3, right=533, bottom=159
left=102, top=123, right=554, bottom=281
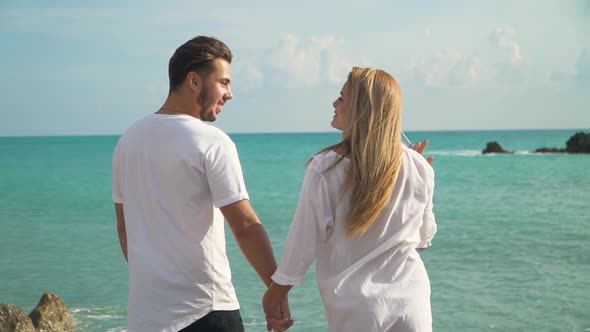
left=0, top=303, right=36, bottom=332
left=534, top=147, right=565, bottom=153
left=535, top=132, right=590, bottom=154
left=565, top=132, right=590, bottom=153
left=482, top=141, right=510, bottom=154
left=483, top=132, right=590, bottom=155
left=29, top=293, right=73, bottom=332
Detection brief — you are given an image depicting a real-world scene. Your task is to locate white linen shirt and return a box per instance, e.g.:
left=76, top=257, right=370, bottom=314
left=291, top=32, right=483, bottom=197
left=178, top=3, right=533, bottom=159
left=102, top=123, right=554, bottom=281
left=272, top=146, right=437, bottom=332
left=112, top=114, right=248, bottom=332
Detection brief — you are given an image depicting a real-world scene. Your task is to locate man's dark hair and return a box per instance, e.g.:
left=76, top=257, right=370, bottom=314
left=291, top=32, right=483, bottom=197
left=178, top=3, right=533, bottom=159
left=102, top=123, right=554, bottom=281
left=168, top=36, right=233, bottom=94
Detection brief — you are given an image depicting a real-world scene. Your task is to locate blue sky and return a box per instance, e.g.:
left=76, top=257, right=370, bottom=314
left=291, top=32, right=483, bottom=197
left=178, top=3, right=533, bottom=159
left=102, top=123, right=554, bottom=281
left=1, top=0, right=589, bottom=136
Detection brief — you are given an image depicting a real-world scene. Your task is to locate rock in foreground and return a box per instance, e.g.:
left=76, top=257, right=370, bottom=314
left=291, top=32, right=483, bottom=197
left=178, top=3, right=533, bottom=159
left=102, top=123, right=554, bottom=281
left=28, top=293, right=73, bottom=332
left=0, top=303, right=36, bottom=332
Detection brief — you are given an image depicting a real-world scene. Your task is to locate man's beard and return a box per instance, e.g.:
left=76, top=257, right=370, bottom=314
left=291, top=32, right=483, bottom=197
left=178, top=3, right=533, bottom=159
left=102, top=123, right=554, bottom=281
left=197, top=87, right=216, bottom=122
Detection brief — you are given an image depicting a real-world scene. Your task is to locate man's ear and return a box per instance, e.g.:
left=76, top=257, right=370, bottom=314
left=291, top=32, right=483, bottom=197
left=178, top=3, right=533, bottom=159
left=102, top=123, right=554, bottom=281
left=187, top=71, right=201, bottom=91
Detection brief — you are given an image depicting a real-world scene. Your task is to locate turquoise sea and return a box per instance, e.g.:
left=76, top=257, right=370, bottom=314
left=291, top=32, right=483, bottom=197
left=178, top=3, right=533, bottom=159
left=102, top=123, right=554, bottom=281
left=1, top=129, right=589, bottom=332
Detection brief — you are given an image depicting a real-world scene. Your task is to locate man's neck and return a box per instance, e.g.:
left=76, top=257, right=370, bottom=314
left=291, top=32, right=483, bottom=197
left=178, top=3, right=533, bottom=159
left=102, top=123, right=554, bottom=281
left=157, top=94, right=200, bottom=118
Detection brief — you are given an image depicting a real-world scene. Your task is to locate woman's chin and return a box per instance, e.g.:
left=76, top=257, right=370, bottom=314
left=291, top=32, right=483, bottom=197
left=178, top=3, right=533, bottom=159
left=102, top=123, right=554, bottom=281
left=331, top=121, right=343, bottom=131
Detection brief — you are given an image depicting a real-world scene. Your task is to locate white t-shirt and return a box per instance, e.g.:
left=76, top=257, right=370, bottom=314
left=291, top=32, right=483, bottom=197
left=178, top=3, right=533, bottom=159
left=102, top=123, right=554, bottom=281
left=112, top=114, right=248, bottom=332
left=272, top=146, right=437, bottom=332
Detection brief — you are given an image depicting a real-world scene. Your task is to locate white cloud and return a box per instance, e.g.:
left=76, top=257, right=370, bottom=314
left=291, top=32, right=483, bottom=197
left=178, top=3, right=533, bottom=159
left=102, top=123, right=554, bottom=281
left=265, top=34, right=352, bottom=86
left=489, top=25, right=523, bottom=65
left=408, top=25, right=534, bottom=89
left=410, top=48, right=481, bottom=88
left=326, top=56, right=351, bottom=85
left=449, top=56, right=481, bottom=85
left=487, top=25, right=530, bottom=84
left=546, top=48, right=590, bottom=83
left=233, top=62, right=264, bottom=92
left=267, top=34, right=322, bottom=85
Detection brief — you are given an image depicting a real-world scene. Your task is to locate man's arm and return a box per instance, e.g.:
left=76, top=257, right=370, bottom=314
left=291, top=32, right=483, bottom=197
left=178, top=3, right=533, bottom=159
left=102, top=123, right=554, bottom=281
left=220, top=200, right=277, bottom=286
left=114, top=203, right=128, bottom=261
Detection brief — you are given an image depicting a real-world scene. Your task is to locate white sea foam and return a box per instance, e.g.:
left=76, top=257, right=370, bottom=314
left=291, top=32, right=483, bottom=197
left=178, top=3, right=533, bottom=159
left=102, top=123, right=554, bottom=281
left=513, top=150, right=532, bottom=155
left=71, top=306, right=124, bottom=318
left=71, top=306, right=126, bottom=332
left=429, top=150, right=482, bottom=156
left=429, top=150, right=567, bottom=156
left=511, top=150, right=569, bottom=155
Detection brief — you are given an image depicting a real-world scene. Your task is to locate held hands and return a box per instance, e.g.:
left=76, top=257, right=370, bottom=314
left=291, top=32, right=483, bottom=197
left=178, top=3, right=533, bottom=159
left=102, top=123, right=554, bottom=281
left=263, top=288, right=294, bottom=332
left=409, top=139, right=434, bottom=165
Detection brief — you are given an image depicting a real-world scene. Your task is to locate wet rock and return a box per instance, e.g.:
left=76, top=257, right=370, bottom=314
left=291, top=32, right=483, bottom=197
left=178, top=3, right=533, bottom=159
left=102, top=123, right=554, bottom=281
left=535, top=132, right=590, bottom=154
left=28, top=293, right=73, bottom=332
left=0, top=303, right=36, bottom=332
left=534, top=147, right=564, bottom=153
left=565, top=132, right=590, bottom=153
left=482, top=141, right=510, bottom=154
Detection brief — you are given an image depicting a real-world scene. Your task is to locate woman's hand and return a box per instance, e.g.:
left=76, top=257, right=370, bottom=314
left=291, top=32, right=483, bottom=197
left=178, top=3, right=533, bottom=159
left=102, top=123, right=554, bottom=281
left=409, top=139, right=434, bottom=165
left=263, top=284, right=294, bottom=331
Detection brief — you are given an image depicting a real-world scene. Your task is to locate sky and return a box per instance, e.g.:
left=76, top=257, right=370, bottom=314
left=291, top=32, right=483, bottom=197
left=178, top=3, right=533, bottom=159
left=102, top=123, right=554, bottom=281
left=1, top=0, right=589, bottom=136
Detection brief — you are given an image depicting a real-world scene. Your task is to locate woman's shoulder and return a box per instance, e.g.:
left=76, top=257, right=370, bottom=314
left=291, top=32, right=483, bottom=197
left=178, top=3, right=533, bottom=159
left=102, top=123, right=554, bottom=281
left=309, top=150, right=348, bottom=171
left=402, top=145, right=435, bottom=178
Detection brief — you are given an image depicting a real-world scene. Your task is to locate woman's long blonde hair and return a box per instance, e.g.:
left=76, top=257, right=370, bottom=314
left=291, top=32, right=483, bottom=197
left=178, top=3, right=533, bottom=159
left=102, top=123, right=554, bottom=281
left=317, top=67, right=403, bottom=237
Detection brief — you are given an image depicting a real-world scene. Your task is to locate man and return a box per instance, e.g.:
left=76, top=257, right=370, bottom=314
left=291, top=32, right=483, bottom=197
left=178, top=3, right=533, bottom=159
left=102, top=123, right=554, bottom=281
left=112, top=36, right=292, bottom=332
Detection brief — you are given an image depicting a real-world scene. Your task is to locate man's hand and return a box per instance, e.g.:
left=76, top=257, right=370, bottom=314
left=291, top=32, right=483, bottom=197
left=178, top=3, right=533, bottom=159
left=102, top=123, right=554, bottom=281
left=263, top=283, right=294, bottom=331
left=264, top=297, right=293, bottom=332
left=409, top=139, right=434, bottom=165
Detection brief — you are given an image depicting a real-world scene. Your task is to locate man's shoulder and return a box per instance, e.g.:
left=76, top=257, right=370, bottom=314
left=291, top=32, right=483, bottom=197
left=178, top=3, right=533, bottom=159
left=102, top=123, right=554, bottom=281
left=203, top=123, right=232, bottom=141
left=195, top=123, right=234, bottom=150
left=119, top=114, right=158, bottom=137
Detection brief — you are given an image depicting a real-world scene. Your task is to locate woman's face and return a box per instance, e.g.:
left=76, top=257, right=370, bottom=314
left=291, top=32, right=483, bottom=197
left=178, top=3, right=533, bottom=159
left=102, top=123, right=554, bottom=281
left=331, top=81, right=349, bottom=131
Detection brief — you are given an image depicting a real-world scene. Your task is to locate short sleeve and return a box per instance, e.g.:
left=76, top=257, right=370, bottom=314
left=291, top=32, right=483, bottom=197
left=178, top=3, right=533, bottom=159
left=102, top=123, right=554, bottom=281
left=112, top=139, right=124, bottom=204
left=204, top=135, right=249, bottom=208
left=272, top=163, right=331, bottom=286
left=417, top=170, right=437, bottom=249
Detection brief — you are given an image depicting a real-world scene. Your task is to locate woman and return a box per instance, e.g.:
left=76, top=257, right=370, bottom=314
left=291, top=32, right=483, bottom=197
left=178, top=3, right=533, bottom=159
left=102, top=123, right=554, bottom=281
left=263, top=67, right=437, bottom=332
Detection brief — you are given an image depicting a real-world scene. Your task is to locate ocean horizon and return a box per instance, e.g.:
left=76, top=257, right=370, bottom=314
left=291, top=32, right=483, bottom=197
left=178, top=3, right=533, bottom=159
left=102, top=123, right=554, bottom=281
left=3, top=127, right=590, bottom=138
left=1, top=129, right=589, bottom=331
